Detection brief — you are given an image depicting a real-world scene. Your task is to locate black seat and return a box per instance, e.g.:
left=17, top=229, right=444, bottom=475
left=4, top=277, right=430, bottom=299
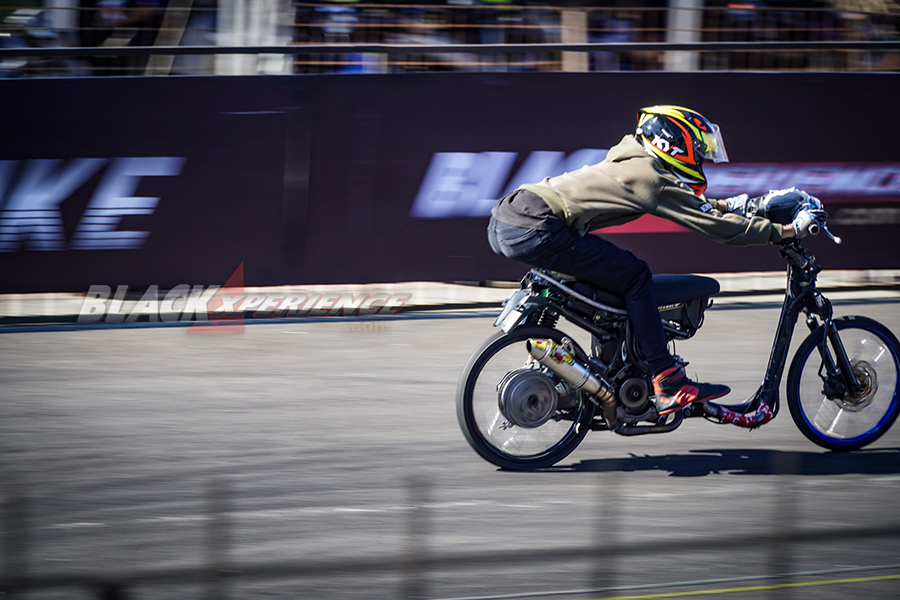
left=568, top=274, right=720, bottom=310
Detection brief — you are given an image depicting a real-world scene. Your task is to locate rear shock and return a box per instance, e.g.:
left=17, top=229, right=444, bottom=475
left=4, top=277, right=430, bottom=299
left=537, top=309, right=559, bottom=329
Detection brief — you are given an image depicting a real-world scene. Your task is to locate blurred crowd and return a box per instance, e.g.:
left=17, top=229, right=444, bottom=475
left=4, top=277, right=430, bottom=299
left=0, top=0, right=898, bottom=76
left=0, top=0, right=218, bottom=75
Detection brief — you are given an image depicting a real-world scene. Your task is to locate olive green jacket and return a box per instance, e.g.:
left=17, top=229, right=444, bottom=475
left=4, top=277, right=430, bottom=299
left=520, top=135, right=782, bottom=245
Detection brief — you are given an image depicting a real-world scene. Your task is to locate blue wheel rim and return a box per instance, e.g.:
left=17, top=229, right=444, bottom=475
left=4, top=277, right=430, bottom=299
left=795, top=322, right=900, bottom=447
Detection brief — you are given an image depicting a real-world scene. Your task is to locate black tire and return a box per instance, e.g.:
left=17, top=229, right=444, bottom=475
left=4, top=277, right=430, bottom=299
left=456, top=326, right=596, bottom=470
left=787, top=316, right=900, bottom=451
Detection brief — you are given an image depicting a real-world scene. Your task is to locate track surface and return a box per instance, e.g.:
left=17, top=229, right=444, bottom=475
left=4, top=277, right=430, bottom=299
left=2, top=302, right=900, bottom=599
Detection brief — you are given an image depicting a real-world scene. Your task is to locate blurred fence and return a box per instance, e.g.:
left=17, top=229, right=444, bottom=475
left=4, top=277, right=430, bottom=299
left=3, top=475, right=900, bottom=599
left=0, top=1, right=899, bottom=76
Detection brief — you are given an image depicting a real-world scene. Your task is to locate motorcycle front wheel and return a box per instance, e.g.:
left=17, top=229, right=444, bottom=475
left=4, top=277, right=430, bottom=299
left=456, top=326, right=596, bottom=470
left=787, top=316, right=900, bottom=451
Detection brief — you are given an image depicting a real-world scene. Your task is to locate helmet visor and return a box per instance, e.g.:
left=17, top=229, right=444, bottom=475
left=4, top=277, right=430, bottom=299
left=699, top=123, right=729, bottom=163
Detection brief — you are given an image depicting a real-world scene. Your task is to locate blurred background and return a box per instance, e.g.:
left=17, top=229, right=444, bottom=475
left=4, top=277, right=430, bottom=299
left=1, top=0, right=899, bottom=76
left=1, top=2, right=900, bottom=600
left=0, top=0, right=899, bottom=294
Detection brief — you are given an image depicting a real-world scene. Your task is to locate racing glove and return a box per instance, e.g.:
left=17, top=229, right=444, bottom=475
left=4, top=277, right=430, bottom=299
left=745, top=187, right=827, bottom=225
left=790, top=208, right=827, bottom=239
left=721, top=193, right=750, bottom=216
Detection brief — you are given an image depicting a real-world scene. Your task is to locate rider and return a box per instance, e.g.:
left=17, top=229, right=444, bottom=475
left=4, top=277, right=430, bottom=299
left=487, top=105, right=815, bottom=416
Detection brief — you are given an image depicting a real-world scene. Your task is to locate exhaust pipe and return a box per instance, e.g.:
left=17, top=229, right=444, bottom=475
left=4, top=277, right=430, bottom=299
left=528, top=338, right=684, bottom=435
left=527, top=338, right=608, bottom=398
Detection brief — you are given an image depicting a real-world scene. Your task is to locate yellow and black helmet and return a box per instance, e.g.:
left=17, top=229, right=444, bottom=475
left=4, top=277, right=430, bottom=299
left=636, top=105, right=729, bottom=196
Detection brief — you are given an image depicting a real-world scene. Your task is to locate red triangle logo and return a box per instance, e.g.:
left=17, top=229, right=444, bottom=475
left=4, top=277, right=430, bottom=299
left=189, top=263, right=245, bottom=334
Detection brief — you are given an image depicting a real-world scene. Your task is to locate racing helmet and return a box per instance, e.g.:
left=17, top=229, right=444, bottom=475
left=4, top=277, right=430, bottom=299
left=636, top=105, right=729, bottom=196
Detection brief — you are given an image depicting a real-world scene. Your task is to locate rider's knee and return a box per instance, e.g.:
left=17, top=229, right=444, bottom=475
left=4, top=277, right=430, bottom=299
left=634, top=258, right=652, bottom=281
left=625, top=259, right=653, bottom=294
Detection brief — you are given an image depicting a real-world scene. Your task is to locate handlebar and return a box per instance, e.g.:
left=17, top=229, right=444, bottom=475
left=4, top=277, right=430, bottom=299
left=815, top=221, right=842, bottom=244
left=751, top=188, right=841, bottom=244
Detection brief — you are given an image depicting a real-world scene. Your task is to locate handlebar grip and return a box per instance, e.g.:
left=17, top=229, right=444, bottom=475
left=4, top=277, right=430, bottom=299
left=808, top=222, right=820, bottom=236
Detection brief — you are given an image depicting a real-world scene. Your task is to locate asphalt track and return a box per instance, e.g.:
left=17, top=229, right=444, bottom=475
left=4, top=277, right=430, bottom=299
left=2, top=300, right=900, bottom=600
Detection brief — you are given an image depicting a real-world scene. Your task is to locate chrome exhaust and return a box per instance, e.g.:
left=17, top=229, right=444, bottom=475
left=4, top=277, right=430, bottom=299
left=527, top=338, right=608, bottom=398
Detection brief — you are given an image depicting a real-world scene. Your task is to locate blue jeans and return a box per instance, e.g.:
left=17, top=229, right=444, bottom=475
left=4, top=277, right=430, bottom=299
left=487, top=215, right=673, bottom=375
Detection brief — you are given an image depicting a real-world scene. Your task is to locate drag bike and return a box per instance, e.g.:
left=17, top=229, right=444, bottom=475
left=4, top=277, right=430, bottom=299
left=457, top=195, right=900, bottom=470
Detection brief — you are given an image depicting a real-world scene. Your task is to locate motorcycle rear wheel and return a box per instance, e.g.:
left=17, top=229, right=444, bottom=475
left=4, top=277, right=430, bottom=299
left=787, top=316, right=900, bottom=451
left=456, top=326, right=596, bottom=470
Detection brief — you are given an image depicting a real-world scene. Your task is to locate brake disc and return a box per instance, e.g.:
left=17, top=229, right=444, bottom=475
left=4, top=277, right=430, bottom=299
left=834, top=359, right=878, bottom=412
left=497, top=369, right=560, bottom=428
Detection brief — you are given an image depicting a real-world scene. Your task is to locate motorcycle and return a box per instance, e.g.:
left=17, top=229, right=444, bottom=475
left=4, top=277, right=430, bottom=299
left=457, top=192, right=900, bottom=470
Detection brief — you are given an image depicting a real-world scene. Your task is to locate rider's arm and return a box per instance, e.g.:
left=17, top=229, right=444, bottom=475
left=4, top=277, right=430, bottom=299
left=715, top=197, right=796, bottom=238
left=714, top=196, right=750, bottom=215
left=656, top=185, right=783, bottom=246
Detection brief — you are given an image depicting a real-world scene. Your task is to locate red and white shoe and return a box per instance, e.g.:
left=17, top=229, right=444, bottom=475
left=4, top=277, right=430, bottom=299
left=653, top=367, right=730, bottom=416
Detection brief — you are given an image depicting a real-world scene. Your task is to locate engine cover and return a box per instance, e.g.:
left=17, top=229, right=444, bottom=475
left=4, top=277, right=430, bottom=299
left=618, top=377, right=651, bottom=412
left=497, top=369, right=560, bottom=428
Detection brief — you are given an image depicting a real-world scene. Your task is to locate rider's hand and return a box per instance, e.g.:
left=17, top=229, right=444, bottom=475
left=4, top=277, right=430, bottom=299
left=721, top=194, right=750, bottom=216
left=801, top=192, right=827, bottom=217
left=790, top=209, right=822, bottom=239
left=746, top=187, right=827, bottom=225
left=798, top=193, right=828, bottom=228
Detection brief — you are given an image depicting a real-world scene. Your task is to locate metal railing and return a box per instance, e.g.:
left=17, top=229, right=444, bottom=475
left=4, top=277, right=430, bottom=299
left=3, top=472, right=900, bottom=599
left=0, top=1, right=899, bottom=76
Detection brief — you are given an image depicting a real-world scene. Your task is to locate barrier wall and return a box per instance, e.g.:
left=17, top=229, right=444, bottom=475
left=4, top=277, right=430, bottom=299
left=1, top=73, right=898, bottom=292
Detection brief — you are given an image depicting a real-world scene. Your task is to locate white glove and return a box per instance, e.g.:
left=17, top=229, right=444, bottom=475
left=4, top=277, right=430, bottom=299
left=746, top=187, right=827, bottom=226
left=791, top=209, right=823, bottom=238
left=722, top=193, right=750, bottom=216
left=801, top=193, right=827, bottom=216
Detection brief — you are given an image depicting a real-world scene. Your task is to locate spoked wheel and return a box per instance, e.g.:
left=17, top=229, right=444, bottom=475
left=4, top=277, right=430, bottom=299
left=787, top=316, right=900, bottom=451
left=456, top=326, right=596, bottom=470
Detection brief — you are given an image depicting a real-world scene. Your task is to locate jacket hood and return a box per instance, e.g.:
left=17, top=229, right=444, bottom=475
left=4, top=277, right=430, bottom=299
left=605, top=135, right=651, bottom=163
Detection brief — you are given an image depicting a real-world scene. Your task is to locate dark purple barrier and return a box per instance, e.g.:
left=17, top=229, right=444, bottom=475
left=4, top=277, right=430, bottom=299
left=301, top=72, right=900, bottom=283
left=0, top=77, right=297, bottom=292
left=0, top=72, right=898, bottom=292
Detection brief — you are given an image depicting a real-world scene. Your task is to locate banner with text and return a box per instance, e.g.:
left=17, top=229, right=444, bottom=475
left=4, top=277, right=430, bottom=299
left=1, top=73, right=898, bottom=292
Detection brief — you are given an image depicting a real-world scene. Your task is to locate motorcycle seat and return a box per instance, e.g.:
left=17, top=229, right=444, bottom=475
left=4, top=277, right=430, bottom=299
left=564, top=274, right=720, bottom=310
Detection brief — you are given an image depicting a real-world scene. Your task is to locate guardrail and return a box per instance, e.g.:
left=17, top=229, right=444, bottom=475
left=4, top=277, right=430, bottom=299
left=3, top=1, right=900, bottom=75
left=3, top=474, right=900, bottom=599
left=2, top=40, right=900, bottom=57
left=3, top=0, right=900, bottom=75
left=1, top=39, right=898, bottom=76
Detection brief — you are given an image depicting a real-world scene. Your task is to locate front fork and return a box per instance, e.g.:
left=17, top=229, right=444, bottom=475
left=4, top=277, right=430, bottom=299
left=807, top=310, right=863, bottom=399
